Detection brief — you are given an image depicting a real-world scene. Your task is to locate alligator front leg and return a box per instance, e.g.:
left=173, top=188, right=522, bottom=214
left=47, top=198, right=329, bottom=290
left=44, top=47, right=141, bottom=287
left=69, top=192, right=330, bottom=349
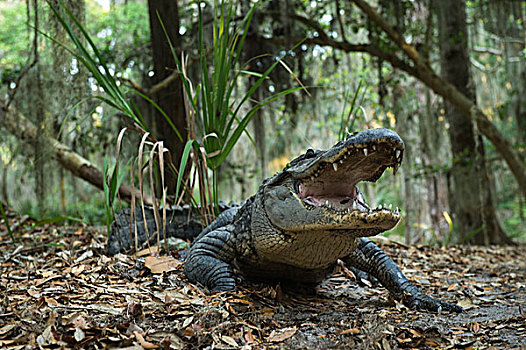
left=184, top=227, right=237, bottom=291
left=344, top=238, right=463, bottom=312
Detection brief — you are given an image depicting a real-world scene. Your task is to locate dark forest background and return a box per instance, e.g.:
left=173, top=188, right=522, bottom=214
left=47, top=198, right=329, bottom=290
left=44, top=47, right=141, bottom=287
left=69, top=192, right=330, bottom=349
left=0, top=0, right=525, bottom=246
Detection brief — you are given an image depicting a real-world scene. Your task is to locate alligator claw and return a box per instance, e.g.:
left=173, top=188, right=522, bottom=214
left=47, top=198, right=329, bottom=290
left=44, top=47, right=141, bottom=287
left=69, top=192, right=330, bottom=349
left=402, top=292, right=464, bottom=313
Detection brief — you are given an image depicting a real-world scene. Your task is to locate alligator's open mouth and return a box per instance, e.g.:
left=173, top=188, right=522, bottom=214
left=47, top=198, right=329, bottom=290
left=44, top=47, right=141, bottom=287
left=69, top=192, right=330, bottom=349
left=293, top=133, right=404, bottom=217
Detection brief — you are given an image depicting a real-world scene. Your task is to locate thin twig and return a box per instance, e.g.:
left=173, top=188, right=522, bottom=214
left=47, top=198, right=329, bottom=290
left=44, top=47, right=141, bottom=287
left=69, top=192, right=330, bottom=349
left=335, top=0, right=347, bottom=42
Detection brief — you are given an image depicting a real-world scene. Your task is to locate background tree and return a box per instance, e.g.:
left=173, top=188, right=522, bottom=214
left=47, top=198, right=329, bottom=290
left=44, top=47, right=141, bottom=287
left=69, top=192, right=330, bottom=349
left=146, top=0, right=187, bottom=194
left=0, top=0, right=524, bottom=245
left=437, top=0, right=508, bottom=244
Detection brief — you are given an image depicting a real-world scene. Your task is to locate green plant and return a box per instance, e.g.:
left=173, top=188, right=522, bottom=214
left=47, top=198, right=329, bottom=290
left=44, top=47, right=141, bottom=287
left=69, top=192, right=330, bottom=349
left=338, top=80, right=366, bottom=141
left=47, top=0, right=302, bottom=244
left=46, top=1, right=185, bottom=230
left=414, top=211, right=457, bottom=247
left=163, top=1, right=304, bottom=209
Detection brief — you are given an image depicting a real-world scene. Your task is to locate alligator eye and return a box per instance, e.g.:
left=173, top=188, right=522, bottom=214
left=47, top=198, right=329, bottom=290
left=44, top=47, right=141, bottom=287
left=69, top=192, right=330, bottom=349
left=305, top=149, right=315, bottom=158
left=294, top=181, right=301, bottom=193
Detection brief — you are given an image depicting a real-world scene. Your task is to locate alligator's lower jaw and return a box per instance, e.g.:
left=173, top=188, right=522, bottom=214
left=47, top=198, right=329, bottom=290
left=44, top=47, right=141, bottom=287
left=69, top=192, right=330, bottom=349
left=295, top=177, right=400, bottom=219
left=322, top=206, right=401, bottom=230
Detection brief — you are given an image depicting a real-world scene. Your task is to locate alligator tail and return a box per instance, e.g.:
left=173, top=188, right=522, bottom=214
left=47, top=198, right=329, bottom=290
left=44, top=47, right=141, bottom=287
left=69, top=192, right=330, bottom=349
left=106, top=205, right=206, bottom=255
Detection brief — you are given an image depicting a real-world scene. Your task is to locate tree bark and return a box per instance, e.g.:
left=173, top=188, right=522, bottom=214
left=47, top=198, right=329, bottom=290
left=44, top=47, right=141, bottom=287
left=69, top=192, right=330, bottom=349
left=0, top=102, right=153, bottom=206
left=29, top=0, right=48, bottom=215
left=436, top=0, right=508, bottom=244
left=147, top=0, right=187, bottom=195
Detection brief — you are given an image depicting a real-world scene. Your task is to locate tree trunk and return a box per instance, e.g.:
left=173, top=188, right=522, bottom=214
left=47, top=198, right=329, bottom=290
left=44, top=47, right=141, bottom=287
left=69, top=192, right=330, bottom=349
left=49, top=0, right=87, bottom=213
left=243, top=6, right=268, bottom=182
left=29, top=0, right=48, bottom=216
left=506, top=2, right=526, bottom=147
left=437, top=0, right=509, bottom=244
left=147, top=0, right=187, bottom=195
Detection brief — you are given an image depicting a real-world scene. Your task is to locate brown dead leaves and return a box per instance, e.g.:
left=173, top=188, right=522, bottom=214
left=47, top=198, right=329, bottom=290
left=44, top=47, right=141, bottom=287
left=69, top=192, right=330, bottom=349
left=144, top=255, right=183, bottom=274
left=0, top=204, right=525, bottom=349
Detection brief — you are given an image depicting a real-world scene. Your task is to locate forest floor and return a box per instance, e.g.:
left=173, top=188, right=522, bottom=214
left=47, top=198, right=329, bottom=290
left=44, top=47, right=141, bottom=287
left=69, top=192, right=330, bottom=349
left=0, top=205, right=525, bottom=349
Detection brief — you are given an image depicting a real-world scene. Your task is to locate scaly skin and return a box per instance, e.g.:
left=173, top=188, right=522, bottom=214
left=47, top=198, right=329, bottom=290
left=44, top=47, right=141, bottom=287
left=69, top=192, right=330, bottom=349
left=182, top=129, right=462, bottom=312
left=110, top=128, right=462, bottom=312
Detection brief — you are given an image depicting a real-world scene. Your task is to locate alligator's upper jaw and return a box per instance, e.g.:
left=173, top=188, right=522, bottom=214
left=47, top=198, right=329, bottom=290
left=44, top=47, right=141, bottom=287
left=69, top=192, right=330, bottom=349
left=290, top=128, right=404, bottom=225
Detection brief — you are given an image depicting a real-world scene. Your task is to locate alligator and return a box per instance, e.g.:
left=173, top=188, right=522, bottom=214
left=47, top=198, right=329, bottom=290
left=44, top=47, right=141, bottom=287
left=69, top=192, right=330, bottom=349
left=109, top=128, right=462, bottom=312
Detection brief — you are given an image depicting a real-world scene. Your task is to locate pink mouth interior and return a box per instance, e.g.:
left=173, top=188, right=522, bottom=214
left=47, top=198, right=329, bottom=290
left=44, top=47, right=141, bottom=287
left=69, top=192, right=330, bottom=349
left=298, top=182, right=358, bottom=210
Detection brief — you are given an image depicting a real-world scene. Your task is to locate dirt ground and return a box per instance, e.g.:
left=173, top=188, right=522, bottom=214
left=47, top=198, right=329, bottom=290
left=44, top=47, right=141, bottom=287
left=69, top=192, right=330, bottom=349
left=0, top=210, right=525, bottom=349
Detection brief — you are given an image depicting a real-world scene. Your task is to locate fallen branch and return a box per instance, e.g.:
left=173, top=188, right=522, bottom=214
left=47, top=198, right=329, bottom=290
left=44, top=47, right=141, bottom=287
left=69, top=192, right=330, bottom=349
left=0, top=100, right=153, bottom=206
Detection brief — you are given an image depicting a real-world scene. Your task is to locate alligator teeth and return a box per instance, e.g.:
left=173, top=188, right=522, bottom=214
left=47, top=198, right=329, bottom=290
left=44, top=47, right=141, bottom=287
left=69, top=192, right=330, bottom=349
left=388, top=204, right=393, bottom=210
left=363, top=148, right=368, bottom=156
left=352, top=201, right=357, bottom=210
left=325, top=200, right=330, bottom=206
left=372, top=145, right=376, bottom=151
left=378, top=204, right=382, bottom=210
left=333, top=163, right=338, bottom=172
left=393, top=162, right=399, bottom=176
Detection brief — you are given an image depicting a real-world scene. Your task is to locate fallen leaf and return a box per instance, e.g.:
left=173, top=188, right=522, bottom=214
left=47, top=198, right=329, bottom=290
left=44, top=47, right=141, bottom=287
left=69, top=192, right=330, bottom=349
left=136, top=246, right=160, bottom=257
left=44, top=297, right=59, bottom=306
left=260, top=308, right=275, bottom=317
left=182, top=316, right=194, bottom=328
left=76, top=250, right=93, bottom=263
left=267, top=326, right=297, bottom=343
left=145, top=256, right=182, bottom=274
left=0, top=324, right=16, bottom=336
left=0, top=340, right=16, bottom=347
left=407, top=328, right=424, bottom=337
left=457, top=297, right=474, bottom=309
left=134, top=331, right=157, bottom=349
left=221, top=335, right=238, bottom=347
left=244, top=330, right=256, bottom=344
left=301, top=322, right=317, bottom=327
left=71, top=264, right=85, bottom=275
left=340, top=328, right=360, bottom=335
left=183, top=327, right=195, bottom=338
left=74, top=327, right=85, bottom=342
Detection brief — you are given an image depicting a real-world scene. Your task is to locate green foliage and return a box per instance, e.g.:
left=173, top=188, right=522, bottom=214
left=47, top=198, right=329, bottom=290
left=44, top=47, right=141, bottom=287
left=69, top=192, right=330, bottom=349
left=1, top=0, right=523, bottom=246
left=103, top=154, right=130, bottom=233
left=0, top=2, right=28, bottom=82
left=498, top=198, right=526, bottom=240
left=46, top=1, right=188, bottom=230
left=164, top=1, right=303, bottom=207
left=85, top=1, right=150, bottom=72
left=34, top=215, right=87, bottom=226
left=18, top=195, right=108, bottom=225
left=46, top=1, right=145, bottom=127
left=338, top=80, right=366, bottom=141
